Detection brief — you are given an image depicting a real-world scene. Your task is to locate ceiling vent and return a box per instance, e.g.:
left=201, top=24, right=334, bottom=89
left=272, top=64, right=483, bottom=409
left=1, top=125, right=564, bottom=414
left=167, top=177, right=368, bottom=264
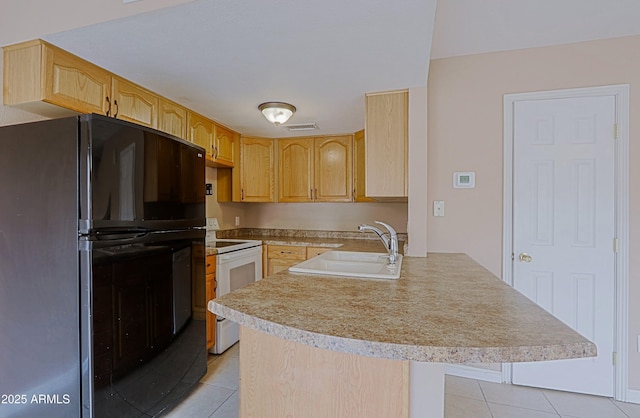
left=286, top=122, right=319, bottom=132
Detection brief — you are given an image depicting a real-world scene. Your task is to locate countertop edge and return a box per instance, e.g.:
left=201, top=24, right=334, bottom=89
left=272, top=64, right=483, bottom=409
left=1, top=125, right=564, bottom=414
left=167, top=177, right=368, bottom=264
left=208, top=300, right=597, bottom=363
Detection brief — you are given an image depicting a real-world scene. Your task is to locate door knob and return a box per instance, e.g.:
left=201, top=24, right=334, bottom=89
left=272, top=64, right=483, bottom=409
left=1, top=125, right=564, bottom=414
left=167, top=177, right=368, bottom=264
left=518, top=253, right=533, bottom=263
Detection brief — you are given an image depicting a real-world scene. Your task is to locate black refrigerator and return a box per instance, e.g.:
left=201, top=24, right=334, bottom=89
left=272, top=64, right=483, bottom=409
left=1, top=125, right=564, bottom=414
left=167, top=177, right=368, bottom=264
left=0, top=114, right=207, bottom=418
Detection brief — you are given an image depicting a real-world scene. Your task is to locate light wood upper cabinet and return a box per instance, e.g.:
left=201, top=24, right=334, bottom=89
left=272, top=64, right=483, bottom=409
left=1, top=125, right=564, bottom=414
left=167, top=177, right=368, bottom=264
left=365, top=90, right=408, bottom=197
left=314, top=135, right=352, bottom=202
left=278, top=136, right=353, bottom=202
left=210, top=123, right=235, bottom=167
left=111, top=76, right=158, bottom=128
left=353, top=129, right=375, bottom=202
left=187, top=111, right=214, bottom=153
left=240, top=136, right=275, bottom=202
left=158, top=99, right=188, bottom=140
left=3, top=39, right=111, bottom=116
left=278, top=138, right=314, bottom=202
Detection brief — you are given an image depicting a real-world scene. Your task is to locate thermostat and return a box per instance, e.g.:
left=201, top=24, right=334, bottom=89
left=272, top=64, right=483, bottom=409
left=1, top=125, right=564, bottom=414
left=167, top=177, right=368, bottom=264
left=453, top=172, right=475, bottom=188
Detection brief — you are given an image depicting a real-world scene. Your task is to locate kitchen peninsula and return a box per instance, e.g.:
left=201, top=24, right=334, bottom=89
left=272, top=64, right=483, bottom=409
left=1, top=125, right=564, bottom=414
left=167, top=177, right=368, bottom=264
left=209, top=252, right=596, bottom=418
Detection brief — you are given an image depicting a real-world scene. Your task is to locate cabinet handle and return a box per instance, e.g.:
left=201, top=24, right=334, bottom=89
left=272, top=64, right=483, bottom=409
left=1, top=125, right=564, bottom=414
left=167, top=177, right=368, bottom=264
left=105, top=96, right=111, bottom=117
left=314, top=188, right=318, bottom=200
left=113, top=100, right=119, bottom=118
left=241, top=189, right=244, bottom=200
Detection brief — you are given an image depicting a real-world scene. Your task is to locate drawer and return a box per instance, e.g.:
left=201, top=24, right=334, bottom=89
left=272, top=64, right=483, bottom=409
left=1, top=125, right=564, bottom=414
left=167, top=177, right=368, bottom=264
left=206, top=255, right=216, bottom=274
left=306, top=246, right=333, bottom=259
left=267, top=245, right=306, bottom=260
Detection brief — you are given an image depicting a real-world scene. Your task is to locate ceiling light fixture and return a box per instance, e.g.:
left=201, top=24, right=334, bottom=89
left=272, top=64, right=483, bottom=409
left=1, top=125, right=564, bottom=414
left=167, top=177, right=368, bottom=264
left=258, top=102, right=296, bottom=125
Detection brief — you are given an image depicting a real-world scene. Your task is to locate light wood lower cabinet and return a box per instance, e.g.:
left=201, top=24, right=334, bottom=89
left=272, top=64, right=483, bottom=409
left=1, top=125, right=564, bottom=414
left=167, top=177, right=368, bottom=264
left=239, top=326, right=410, bottom=418
left=266, top=245, right=307, bottom=276
left=266, top=245, right=333, bottom=276
left=205, top=255, right=217, bottom=350
left=306, top=246, right=333, bottom=259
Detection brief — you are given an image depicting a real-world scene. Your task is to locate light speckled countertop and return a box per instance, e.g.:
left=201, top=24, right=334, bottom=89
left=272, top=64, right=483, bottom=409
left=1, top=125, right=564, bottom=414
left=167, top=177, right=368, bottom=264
left=209, top=250, right=596, bottom=363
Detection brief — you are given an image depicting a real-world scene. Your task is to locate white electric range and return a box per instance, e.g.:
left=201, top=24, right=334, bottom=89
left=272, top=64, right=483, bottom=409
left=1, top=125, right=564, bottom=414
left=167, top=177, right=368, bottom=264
left=205, top=233, right=262, bottom=354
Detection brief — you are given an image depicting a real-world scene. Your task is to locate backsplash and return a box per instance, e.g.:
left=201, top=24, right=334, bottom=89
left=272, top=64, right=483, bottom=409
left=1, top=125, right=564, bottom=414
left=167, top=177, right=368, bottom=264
left=216, top=228, right=408, bottom=242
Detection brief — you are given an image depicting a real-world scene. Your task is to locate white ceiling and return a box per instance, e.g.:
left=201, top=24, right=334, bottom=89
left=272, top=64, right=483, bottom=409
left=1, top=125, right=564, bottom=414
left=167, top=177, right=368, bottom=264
left=34, top=0, right=640, bottom=137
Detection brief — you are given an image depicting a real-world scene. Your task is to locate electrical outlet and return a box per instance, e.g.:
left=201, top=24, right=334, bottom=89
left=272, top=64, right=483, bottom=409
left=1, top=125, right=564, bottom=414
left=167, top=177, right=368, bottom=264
left=235, top=216, right=240, bottom=227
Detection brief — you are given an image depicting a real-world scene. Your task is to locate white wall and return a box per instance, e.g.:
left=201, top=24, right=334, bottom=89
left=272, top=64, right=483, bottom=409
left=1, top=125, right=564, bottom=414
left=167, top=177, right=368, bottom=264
left=427, top=34, right=640, bottom=390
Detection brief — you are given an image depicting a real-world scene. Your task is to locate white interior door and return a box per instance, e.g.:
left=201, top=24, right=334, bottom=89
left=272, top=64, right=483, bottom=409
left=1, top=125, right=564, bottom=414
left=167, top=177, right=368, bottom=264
left=511, top=95, right=616, bottom=397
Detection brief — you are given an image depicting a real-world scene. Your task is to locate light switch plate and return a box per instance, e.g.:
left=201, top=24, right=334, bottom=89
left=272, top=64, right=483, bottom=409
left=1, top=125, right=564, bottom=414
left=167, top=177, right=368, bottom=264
left=433, top=201, right=445, bottom=217
left=206, top=217, right=220, bottom=230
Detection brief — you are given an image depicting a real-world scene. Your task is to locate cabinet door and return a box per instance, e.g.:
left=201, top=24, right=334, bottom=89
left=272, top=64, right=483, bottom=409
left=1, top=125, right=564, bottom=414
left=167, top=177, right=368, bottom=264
left=365, top=90, right=408, bottom=197
left=268, top=259, right=299, bottom=276
left=212, top=124, right=235, bottom=167
left=267, top=245, right=306, bottom=275
left=314, top=135, right=353, bottom=202
left=158, top=99, right=187, bottom=140
left=187, top=112, right=214, bottom=155
left=353, top=129, right=375, bottom=202
left=43, top=42, right=111, bottom=114
left=240, top=137, right=275, bottom=202
left=306, top=247, right=333, bottom=259
left=111, top=76, right=159, bottom=128
left=278, top=137, right=314, bottom=202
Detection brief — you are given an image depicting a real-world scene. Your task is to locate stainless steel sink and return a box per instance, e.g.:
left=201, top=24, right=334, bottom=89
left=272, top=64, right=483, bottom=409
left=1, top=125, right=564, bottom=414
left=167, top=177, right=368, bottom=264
left=288, top=251, right=403, bottom=279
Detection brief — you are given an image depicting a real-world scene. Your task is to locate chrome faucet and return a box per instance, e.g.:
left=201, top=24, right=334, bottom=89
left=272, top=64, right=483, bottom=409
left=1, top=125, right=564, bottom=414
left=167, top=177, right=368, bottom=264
left=358, top=220, right=398, bottom=265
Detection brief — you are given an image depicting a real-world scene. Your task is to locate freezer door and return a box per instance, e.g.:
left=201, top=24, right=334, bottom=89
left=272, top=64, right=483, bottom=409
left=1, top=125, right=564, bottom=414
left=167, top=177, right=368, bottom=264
left=79, top=114, right=206, bottom=233
left=79, top=229, right=206, bottom=418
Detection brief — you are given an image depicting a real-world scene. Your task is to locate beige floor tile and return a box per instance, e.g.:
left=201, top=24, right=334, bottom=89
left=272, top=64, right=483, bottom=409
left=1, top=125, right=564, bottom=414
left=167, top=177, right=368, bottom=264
left=489, top=402, right=561, bottom=418
left=202, top=345, right=240, bottom=390
left=445, top=394, right=492, bottom=418
left=613, top=399, right=640, bottom=418
left=543, top=390, right=627, bottom=418
left=445, top=375, right=485, bottom=401
left=210, top=391, right=239, bottom=418
left=164, top=383, right=235, bottom=418
left=480, top=381, right=556, bottom=413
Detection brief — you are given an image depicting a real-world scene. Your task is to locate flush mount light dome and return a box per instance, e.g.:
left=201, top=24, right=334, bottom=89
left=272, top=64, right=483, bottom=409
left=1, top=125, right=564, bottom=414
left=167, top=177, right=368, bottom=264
left=258, top=102, right=296, bottom=125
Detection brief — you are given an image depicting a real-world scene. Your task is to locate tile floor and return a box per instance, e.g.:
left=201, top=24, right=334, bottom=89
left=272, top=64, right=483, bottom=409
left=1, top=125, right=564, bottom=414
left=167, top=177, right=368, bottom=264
left=166, top=343, right=640, bottom=418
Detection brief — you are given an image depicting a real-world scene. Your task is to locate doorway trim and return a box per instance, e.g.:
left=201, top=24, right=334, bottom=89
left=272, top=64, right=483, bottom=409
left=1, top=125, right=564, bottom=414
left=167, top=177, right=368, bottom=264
left=501, top=85, right=629, bottom=401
